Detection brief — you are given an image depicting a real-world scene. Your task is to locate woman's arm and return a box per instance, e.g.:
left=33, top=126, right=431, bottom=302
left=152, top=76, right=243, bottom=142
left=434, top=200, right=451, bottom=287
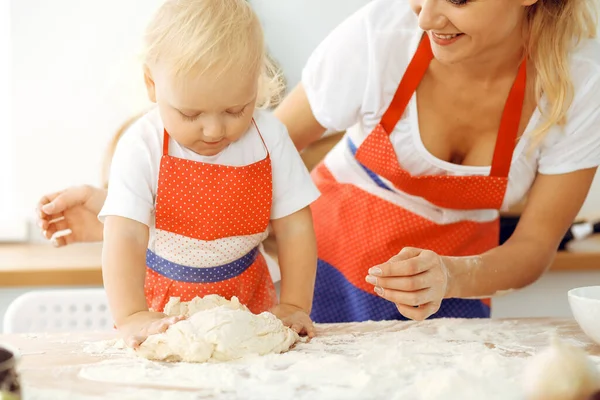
left=446, top=167, right=598, bottom=298
left=37, top=185, right=108, bottom=246
left=274, top=84, right=327, bottom=151
left=365, top=167, right=597, bottom=320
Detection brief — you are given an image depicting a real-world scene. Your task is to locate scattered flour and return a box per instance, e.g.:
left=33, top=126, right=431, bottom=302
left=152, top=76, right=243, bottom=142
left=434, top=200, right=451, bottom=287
left=77, top=318, right=600, bottom=400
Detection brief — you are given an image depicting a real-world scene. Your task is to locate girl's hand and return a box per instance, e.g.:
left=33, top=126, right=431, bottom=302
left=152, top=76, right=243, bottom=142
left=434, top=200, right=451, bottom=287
left=118, top=311, right=185, bottom=348
left=270, top=303, right=316, bottom=338
left=365, top=247, right=449, bottom=321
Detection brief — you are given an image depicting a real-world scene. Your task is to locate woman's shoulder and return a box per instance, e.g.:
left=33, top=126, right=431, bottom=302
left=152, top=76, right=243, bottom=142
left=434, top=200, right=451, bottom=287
left=534, top=39, right=600, bottom=175
left=360, top=0, right=417, bottom=26
left=570, top=39, right=600, bottom=87
left=355, top=0, right=419, bottom=41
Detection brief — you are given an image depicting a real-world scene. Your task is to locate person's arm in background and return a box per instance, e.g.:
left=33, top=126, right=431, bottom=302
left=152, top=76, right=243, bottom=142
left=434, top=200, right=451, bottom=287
left=36, top=113, right=143, bottom=246
left=274, top=84, right=326, bottom=151
left=274, top=2, right=372, bottom=151
left=36, top=185, right=108, bottom=246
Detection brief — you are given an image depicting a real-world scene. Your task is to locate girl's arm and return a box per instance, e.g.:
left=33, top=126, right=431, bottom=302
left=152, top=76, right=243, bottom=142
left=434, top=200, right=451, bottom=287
left=270, top=206, right=318, bottom=336
left=102, top=216, right=182, bottom=346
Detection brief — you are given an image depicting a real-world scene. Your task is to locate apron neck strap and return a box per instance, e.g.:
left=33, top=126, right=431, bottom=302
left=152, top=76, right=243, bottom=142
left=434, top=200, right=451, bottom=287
left=489, top=60, right=526, bottom=177
left=252, top=118, right=269, bottom=156
left=379, top=33, right=527, bottom=179
left=380, top=34, right=433, bottom=134
left=163, top=129, right=170, bottom=155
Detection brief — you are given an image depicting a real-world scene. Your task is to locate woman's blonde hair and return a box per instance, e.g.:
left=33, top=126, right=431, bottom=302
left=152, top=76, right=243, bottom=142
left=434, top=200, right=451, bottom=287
left=142, top=0, right=285, bottom=109
left=526, top=0, right=598, bottom=145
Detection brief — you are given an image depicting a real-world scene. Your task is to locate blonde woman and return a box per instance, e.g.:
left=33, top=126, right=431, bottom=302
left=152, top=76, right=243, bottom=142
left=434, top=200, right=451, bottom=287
left=39, top=0, right=600, bottom=324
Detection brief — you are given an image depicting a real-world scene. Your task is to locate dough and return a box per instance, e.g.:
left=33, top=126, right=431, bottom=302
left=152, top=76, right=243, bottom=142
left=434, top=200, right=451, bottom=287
left=523, top=336, right=600, bottom=400
left=162, top=294, right=247, bottom=317
left=136, top=295, right=299, bottom=363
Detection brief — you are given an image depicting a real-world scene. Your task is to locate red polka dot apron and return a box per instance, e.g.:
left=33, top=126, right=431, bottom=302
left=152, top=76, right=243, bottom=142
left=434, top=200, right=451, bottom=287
left=144, top=120, right=277, bottom=315
left=309, top=35, right=526, bottom=322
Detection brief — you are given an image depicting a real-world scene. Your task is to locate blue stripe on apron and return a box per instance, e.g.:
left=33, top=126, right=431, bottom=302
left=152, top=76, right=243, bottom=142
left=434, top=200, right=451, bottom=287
left=311, top=258, right=490, bottom=323
left=146, top=247, right=259, bottom=283
left=347, top=137, right=394, bottom=192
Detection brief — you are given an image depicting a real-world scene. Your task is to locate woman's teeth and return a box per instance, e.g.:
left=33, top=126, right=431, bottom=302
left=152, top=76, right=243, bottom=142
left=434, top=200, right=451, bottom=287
left=433, top=33, right=462, bottom=39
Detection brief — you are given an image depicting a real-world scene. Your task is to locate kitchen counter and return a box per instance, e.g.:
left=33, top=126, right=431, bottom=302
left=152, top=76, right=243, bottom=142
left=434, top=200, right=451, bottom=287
left=0, top=318, right=598, bottom=399
left=0, top=243, right=103, bottom=287
left=1, top=235, right=599, bottom=288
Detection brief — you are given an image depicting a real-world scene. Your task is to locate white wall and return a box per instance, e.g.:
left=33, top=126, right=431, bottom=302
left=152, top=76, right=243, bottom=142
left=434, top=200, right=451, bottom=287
left=0, top=0, right=26, bottom=241
left=9, top=0, right=163, bottom=229
left=3, top=0, right=600, bottom=237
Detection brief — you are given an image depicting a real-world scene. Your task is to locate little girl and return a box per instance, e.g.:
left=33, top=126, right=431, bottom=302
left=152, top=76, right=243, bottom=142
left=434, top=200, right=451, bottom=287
left=99, top=0, right=320, bottom=346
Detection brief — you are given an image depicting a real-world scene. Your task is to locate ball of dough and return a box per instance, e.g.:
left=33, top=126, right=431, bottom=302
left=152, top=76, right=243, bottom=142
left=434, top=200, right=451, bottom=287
left=136, top=295, right=299, bottom=363
left=523, top=336, right=600, bottom=400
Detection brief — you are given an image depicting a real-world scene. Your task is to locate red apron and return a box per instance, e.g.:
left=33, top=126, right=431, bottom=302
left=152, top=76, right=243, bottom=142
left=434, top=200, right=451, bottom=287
left=145, top=121, right=277, bottom=315
left=309, top=35, right=526, bottom=322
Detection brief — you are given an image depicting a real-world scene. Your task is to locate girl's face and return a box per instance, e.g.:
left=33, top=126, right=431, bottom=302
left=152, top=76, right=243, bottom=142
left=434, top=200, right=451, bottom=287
left=145, top=64, right=258, bottom=157
left=408, top=0, right=538, bottom=65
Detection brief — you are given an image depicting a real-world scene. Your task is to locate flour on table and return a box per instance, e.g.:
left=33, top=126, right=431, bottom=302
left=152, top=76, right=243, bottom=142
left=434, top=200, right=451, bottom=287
left=136, top=295, right=299, bottom=363
left=79, top=318, right=600, bottom=400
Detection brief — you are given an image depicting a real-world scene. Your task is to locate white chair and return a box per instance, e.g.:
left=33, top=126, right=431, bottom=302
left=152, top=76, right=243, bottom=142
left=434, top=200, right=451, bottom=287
left=3, top=288, right=114, bottom=334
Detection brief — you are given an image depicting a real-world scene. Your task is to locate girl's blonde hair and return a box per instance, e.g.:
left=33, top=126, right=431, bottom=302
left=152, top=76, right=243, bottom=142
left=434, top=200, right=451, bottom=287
left=143, top=0, right=285, bottom=109
left=526, top=0, right=598, bottom=145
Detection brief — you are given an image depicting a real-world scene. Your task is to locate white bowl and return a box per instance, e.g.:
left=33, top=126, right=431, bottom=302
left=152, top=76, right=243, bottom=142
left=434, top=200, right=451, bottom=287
left=568, top=286, right=600, bottom=345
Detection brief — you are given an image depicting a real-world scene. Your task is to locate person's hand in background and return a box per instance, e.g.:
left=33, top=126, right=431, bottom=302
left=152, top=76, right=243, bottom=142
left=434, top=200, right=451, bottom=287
left=36, top=185, right=107, bottom=246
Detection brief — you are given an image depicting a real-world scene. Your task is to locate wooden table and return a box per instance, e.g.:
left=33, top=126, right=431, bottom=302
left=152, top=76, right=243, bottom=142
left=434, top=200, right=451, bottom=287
left=0, top=243, right=103, bottom=287
left=0, top=318, right=598, bottom=399
left=1, top=235, right=599, bottom=288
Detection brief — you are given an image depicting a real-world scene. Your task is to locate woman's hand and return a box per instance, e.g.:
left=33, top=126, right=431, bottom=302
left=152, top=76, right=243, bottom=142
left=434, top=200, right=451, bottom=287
left=270, top=303, right=316, bottom=338
left=36, top=185, right=107, bottom=246
left=365, top=247, right=450, bottom=321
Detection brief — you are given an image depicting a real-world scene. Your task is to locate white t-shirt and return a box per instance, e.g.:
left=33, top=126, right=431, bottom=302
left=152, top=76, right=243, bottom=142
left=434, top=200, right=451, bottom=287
left=99, top=107, right=320, bottom=281
left=302, top=0, right=600, bottom=224
left=100, top=107, right=319, bottom=224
